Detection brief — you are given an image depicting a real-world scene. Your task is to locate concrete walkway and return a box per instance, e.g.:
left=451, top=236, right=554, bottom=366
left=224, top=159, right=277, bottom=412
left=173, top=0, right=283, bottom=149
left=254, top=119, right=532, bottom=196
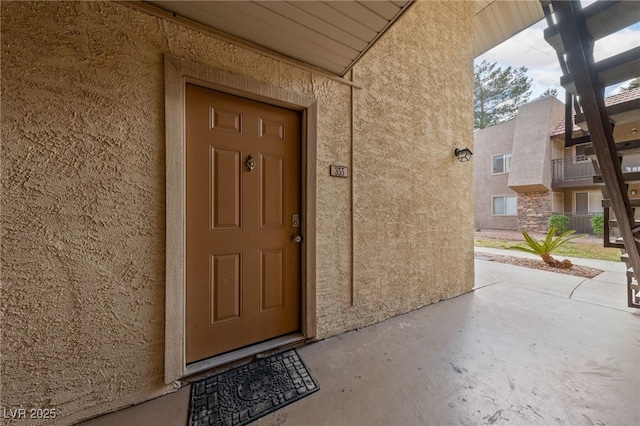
left=474, top=247, right=636, bottom=314
left=81, top=256, right=640, bottom=426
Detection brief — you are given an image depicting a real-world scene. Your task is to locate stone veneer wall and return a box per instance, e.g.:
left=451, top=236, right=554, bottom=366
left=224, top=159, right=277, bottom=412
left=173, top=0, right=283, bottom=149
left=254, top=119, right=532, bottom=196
left=517, top=192, right=552, bottom=232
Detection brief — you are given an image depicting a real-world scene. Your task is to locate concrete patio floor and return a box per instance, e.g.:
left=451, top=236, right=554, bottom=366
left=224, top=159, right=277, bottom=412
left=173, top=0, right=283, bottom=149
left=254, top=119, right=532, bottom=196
left=81, top=254, right=640, bottom=426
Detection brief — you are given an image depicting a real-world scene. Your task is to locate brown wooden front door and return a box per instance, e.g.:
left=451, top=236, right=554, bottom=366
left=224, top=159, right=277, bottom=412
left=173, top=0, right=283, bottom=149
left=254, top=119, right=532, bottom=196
left=185, top=84, right=301, bottom=364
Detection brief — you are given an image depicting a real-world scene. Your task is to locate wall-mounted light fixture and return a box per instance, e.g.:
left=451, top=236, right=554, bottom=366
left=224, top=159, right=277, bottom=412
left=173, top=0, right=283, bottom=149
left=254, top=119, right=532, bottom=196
left=454, top=147, right=473, bottom=162
left=632, top=128, right=637, bottom=135
left=632, top=189, right=637, bottom=195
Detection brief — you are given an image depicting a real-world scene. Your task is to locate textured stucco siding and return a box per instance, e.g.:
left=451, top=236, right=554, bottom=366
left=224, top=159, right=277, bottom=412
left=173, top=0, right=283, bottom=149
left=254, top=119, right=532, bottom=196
left=1, top=1, right=475, bottom=424
left=346, top=0, right=475, bottom=331
left=1, top=3, right=176, bottom=423
left=508, top=97, right=564, bottom=192
left=473, top=119, right=519, bottom=230
left=474, top=97, right=565, bottom=230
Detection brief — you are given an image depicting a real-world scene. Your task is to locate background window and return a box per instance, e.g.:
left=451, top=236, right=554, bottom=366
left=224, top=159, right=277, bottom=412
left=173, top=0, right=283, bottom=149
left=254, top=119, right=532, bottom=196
left=575, top=192, right=589, bottom=214
left=575, top=145, right=588, bottom=162
left=573, top=191, right=603, bottom=214
left=493, top=154, right=512, bottom=174
left=493, top=195, right=517, bottom=215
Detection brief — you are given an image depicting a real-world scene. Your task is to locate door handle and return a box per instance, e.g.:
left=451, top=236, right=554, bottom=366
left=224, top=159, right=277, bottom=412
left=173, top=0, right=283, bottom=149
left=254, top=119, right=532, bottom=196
left=291, top=235, right=302, bottom=244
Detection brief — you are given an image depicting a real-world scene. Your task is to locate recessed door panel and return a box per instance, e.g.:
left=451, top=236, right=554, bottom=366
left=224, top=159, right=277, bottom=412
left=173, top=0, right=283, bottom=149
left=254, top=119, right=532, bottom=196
left=259, top=117, right=285, bottom=141
left=260, top=249, right=285, bottom=312
left=260, top=154, right=285, bottom=229
left=210, top=253, right=241, bottom=324
left=186, top=84, right=301, bottom=363
left=211, top=148, right=241, bottom=230
left=211, top=107, right=242, bottom=133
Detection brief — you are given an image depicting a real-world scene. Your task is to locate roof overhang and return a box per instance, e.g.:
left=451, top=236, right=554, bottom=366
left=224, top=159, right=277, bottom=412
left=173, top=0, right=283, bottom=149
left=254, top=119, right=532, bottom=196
left=127, top=1, right=543, bottom=76
left=474, top=1, right=545, bottom=58
left=143, top=0, right=414, bottom=76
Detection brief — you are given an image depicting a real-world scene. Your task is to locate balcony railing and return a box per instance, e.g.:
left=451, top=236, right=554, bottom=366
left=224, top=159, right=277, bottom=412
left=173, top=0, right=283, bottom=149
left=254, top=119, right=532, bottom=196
left=552, top=154, right=640, bottom=183
left=552, top=156, right=595, bottom=182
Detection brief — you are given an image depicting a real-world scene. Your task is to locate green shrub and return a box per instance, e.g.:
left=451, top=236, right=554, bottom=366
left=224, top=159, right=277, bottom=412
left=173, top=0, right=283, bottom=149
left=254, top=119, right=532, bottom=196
left=548, top=214, right=570, bottom=235
left=591, top=214, right=604, bottom=236
left=474, top=221, right=482, bottom=232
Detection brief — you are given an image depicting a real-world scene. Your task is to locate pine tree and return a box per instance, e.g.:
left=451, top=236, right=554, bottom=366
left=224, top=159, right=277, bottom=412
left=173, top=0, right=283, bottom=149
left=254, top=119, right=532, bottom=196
left=537, top=88, right=558, bottom=99
left=621, top=77, right=640, bottom=91
left=474, top=60, right=532, bottom=129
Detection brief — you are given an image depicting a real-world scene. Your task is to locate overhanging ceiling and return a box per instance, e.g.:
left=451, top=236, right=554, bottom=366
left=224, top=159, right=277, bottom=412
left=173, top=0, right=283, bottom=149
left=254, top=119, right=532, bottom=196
left=139, top=1, right=544, bottom=76
left=474, top=1, right=545, bottom=58
left=146, top=0, right=414, bottom=76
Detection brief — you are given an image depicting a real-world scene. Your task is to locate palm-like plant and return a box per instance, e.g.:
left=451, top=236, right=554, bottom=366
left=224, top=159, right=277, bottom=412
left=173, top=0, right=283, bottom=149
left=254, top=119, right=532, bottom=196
left=512, top=226, right=586, bottom=268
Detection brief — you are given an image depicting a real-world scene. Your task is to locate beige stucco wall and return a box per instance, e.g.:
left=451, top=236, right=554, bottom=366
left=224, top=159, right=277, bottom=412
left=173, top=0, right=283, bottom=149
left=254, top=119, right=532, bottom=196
left=473, top=118, right=519, bottom=230
left=1, top=1, right=474, bottom=424
left=508, top=97, right=565, bottom=192
left=346, top=0, right=475, bottom=331
left=474, top=97, right=566, bottom=231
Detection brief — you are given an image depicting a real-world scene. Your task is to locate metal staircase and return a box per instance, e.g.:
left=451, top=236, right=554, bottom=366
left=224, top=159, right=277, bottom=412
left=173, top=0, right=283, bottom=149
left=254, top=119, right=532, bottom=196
left=541, top=0, right=640, bottom=309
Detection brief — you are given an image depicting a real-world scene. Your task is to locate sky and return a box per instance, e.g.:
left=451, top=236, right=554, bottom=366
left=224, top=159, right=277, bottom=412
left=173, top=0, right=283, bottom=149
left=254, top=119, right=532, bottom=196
left=475, top=1, right=640, bottom=100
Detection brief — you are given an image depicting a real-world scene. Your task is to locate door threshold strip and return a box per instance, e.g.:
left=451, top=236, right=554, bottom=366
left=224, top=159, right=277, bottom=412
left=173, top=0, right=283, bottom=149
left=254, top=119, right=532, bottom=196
left=184, top=333, right=306, bottom=378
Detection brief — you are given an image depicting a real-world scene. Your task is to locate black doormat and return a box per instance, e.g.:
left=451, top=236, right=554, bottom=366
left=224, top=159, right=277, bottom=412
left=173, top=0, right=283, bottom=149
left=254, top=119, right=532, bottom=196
left=188, top=349, right=319, bottom=426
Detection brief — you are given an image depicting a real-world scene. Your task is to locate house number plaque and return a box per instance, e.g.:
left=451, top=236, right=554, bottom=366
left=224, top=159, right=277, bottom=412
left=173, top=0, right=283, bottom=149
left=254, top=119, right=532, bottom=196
left=330, top=165, right=348, bottom=178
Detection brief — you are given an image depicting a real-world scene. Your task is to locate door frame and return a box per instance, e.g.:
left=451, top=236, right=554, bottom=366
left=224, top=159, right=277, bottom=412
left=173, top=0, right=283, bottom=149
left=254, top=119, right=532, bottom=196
left=163, top=54, right=317, bottom=384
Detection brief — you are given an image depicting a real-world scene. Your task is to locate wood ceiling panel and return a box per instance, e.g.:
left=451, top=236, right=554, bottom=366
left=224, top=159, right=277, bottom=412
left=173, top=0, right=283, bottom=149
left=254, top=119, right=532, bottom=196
left=291, top=1, right=378, bottom=41
left=144, top=1, right=542, bottom=73
left=474, top=0, right=545, bottom=57
left=474, top=12, right=492, bottom=52
left=525, top=1, right=543, bottom=22
left=178, top=1, right=351, bottom=73
left=505, top=1, right=527, bottom=29
left=475, top=0, right=493, bottom=14
left=147, top=0, right=413, bottom=75
left=493, top=2, right=514, bottom=42
left=359, top=0, right=402, bottom=20
left=219, top=1, right=360, bottom=59
left=258, top=1, right=369, bottom=51
left=326, top=1, right=390, bottom=30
